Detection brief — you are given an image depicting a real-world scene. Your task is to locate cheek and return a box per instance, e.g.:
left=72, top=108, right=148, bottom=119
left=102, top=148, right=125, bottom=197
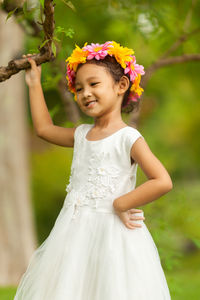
left=96, top=84, right=110, bottom=94
left=76, top=97, right=82, bottom=106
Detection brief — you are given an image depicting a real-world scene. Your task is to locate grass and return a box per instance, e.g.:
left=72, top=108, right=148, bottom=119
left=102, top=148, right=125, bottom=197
left=166, top=251, right=200, bottom=299
left=0, top=287, right=17, bottom=300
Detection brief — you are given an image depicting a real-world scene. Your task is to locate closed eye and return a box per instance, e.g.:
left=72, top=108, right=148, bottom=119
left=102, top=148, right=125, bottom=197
left=76, top=82, right=99, bottom=92
left=76, top=87, right=82, bottom=92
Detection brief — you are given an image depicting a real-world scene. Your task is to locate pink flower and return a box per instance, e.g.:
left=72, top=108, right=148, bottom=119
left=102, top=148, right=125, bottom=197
left=82, top=41, right=113, bottom=60
left=126, top=92, right=140, bottom=105
left=130, top=92, right=140, bottom=102
left=122, top=92, right=140, bottom=109
left=124, top=56, right=145, bottom=82
left=67, top=65, right=75, bottom=83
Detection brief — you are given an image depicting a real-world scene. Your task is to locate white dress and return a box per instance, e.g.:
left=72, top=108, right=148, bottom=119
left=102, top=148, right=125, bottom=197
left=14, top=123, right=171, bottom=300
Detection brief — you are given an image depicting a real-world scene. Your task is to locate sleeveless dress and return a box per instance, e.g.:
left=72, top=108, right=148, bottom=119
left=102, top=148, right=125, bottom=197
left=14, top=123, right=171, bottom=300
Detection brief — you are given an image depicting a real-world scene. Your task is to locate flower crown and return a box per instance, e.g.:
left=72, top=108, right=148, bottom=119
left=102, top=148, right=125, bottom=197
left=65, top=41, right=145, bottom=106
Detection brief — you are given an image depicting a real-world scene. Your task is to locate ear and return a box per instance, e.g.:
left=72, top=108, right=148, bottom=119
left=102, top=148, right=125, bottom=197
left=117, top=75, right=130, bottom=96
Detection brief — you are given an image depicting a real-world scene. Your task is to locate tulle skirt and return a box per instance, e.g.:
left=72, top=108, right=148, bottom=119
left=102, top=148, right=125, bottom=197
left=14, top=195, right=171, bottom=300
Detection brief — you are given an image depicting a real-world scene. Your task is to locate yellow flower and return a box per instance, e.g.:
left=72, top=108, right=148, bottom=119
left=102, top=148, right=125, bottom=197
left=107, top=41, right=134, bottom=69
left=130, top=74, right=144, bottom=96
left=66, top=43, right=88, bottom=72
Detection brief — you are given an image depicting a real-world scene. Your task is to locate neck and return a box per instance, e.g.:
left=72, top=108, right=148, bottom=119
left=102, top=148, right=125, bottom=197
left=93, top=111, right=125, bottom=129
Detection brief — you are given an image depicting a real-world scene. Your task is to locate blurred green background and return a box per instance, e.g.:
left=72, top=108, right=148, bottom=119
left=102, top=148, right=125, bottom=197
left=2, top=0, right=200, bottom=299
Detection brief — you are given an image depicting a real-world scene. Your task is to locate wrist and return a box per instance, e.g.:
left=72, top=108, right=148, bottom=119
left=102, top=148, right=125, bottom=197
left=28, top=81, right=41, bottom=89
left=113, top=198, right=125, bottom=213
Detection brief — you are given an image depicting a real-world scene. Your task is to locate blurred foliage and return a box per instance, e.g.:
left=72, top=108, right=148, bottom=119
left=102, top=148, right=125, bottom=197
left=12, top=0, right=200, bottom=298
left=0, top=286, right=17, bottom=300
left=30, top=144, right=73, bottom=243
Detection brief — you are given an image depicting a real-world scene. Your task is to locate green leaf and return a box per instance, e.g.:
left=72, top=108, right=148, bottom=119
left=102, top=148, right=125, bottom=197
left=53, top=36, right=61, bottom=42
left=64, top=28, right=75, bottom=38
left=5, top=7, right=18, bottom=23
left=39, top=0, right=45, bottom=9
left=54, top=26, right=74, bottom=39
left=29, top=49, right=39, bottom=54
left=51, top=41, right=57, bottom=57
left=55, top=26, right=65, bottom=34
left=39, top=39, right=51, bottom=49
left=61, top=0, right=76, bottom=12
left=23, top=1, right=28, bottom=17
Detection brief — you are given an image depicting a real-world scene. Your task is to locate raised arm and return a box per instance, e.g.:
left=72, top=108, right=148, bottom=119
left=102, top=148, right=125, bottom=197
left=23, top=54, right=76, bottom=147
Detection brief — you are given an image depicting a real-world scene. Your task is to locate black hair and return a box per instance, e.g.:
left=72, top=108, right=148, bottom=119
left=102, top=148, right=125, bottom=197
left=76, top=56, right=140, bottom=113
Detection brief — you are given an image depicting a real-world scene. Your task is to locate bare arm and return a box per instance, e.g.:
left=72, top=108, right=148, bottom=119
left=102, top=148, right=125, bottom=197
left=37, top=124, right=77, bottom=148
left=113, top=137, right=173, bottom=212
left=24, top=54, right=76, bottom=147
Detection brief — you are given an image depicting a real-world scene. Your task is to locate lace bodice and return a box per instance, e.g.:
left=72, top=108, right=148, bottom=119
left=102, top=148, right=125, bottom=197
left=64, top=124, right=144, bottom=219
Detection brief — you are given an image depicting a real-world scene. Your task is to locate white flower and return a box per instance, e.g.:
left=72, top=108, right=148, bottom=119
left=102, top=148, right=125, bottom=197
left=65, top=151, right=121, bottom=211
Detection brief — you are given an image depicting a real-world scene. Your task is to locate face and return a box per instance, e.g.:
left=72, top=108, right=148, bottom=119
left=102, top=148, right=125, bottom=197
left=75, top=63, right=121, bottom=117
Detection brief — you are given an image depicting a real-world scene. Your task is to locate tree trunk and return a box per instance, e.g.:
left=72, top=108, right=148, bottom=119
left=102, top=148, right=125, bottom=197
left=0, top=10, right=37, bottom=286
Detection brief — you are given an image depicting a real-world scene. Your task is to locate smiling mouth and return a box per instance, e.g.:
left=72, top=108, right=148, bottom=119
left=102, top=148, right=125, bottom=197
left=85, top=100, right=98, bottom=107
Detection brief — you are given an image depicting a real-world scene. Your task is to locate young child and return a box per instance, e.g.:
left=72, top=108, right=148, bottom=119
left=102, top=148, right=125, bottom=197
left=15, top=41, right=173, bottom=299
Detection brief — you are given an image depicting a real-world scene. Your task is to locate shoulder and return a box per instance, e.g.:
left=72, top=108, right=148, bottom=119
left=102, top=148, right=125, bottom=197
left=125, top=126, right=143, bottom=134
left=74, top=123, right=91, bottom=139
left=123, top=126, right=144, bottom=148
left=74, top=123, right=90, bottom=131
left=122, top=126, right=144, bottom=162
left=120, top=126, right=144, bottom=159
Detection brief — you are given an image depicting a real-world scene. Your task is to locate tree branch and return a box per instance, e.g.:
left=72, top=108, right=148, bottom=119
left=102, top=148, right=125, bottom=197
left=160, top=27, right=200, bottom=60
left=0, top=0, right=55, bottom=82
left=141, top=53, right=200, bottom=89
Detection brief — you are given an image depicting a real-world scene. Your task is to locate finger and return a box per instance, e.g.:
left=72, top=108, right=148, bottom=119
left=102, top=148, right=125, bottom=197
left=22, top=54, right=32, bottom=58
left=126, top=222, right=136, bottom=230
left=130, top=216, right=145, bottom=220
left=129, top=223, right=142, bottom=228
left=130, top=209, right=143, bottom=213
left=126, top=222, right=142, bottom=230
left=36, top=64, right=42, bottom=73
left=28, top=58, right=37, bottom=69
left=130, top=214, right=145, bottom=219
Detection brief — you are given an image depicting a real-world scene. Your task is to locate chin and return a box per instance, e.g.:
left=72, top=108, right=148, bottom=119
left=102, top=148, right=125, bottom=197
left=83, top=107, right=101, bottom=116
left=85, top=111, right=100, bottom=117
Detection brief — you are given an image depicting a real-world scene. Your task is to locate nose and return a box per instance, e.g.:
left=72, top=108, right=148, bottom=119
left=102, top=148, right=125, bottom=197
left=82, top=87, right=92, bottom=99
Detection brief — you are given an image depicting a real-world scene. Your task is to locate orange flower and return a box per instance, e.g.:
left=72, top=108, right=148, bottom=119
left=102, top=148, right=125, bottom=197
left=130, top=74, right=144, bottom=96
left=66, top=43, right=88, bottom=72
left=107, top=41, right=134, bottom=69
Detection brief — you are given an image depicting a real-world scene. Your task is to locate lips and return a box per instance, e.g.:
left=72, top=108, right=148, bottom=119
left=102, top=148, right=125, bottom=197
left=85, top=100, right=97, bottom=106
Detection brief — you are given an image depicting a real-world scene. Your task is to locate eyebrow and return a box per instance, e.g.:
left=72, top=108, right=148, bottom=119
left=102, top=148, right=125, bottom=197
left=75, top=76, right=99, bottom=86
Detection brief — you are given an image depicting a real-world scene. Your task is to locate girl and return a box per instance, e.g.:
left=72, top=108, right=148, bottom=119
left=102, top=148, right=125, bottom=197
left=15, top=41, right=173, bottom=299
